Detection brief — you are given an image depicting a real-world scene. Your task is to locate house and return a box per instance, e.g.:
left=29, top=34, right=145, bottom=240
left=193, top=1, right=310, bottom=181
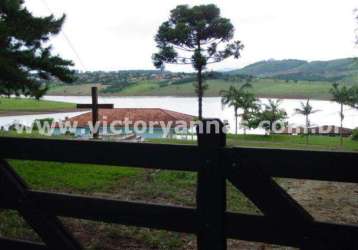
left=278, top=125, right=353, bottom=137
left=53, top=108, right=195, bottom=139
left=309, top=125, right=353, bottom=137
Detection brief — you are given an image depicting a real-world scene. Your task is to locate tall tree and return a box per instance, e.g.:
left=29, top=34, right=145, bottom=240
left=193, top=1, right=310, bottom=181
left=330, top=83, right=350, bottom=146
left=153, top=4, right=243, bottom=119
left=294, top=98, right=320, bottom=144
left=0, top=0, right=75, bottom=98
left=220, top=83, right=257, bottom=135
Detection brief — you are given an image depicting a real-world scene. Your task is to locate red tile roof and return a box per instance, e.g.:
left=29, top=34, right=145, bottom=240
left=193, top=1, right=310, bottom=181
left=59, top=108, right=195, bottom=128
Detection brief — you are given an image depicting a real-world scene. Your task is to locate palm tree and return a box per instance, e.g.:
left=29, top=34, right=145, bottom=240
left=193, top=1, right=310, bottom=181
left=294, top=98, right=320, bottom=144
left=262, top=99, right=287, bottom=134
left=239, top=91, right=258, bottom=135
left=330, top=83, right=350, bottom=146
left=220, top=83, right=255, bottom=134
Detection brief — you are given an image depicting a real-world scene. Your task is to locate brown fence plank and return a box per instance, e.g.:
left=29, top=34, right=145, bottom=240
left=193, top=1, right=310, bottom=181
left=0, top=160, right=83, bottom=250
left=3, top=191, right=198, bottom=234
left=0, top=237, right=48, bottom=250
left=226, top=159, right=314, bottom=248
left=225, top=147, right=358, bottom=183
left=0, top=137, right=200, bottom=171
left=196, top=119, right=227, bottom=250
left=227, top=213, right=358, bottom=249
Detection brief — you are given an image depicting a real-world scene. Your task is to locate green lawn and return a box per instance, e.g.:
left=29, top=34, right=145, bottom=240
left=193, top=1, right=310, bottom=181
left=0, top=97, right=75, bottom=112
left=149, top=134, right=358, bottom=151
left=10, top=160, right=139, bottom=192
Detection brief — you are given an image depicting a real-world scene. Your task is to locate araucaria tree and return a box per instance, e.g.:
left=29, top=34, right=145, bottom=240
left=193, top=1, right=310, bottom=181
left=294, top=98, right=320, bottom=144
left=153, top=4, right=243, bottom=119
left=0, top=0, right=75, bottom=99
left=330, top=83, right=350, bottom=146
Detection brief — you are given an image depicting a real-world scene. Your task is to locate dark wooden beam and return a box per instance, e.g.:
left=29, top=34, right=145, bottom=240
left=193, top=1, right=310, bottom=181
left=0, top=160, right=83, bottom=250
left=76, top=104, right=114, bottom=109
left=226, top=213, right=358, bottom=249
left=196, top=119, right=227, bottom=250
left=225, top=147, right=358, bottom=183
left=226, top=159, right=314, bottom=248
left=3, top=190, right=198, bottom=234
left=0, top=237, right=48, bottom=250
left=0, top=137, right=200, bottom=171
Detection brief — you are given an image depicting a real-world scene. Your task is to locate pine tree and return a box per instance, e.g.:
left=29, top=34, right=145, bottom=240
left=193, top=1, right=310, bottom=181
left=153, top=4, right=243, bottom=119
left=0, top=0, right=75, bottom=98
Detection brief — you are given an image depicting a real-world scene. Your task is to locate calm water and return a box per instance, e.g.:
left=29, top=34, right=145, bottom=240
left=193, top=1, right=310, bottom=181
left=1, top=95, right=357, bottom=134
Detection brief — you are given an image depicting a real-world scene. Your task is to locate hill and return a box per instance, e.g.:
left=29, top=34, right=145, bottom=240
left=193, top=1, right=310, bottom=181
left=47, top=58, right=358, bottom=100
left=229, top=58, right=358, bottom=82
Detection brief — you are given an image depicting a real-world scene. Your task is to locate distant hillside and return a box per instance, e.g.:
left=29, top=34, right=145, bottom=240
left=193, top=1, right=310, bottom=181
left=229, top=58, right=358, bottom=82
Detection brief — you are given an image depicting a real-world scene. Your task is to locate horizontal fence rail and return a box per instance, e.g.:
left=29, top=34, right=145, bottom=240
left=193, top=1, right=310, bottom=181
left=224, top=147, right=358, bottom=183
left=0, top=137, right=200, bottom=171
left=0, top=137, right=357, bottom=182
left=0, top=118, right=358, bottom=250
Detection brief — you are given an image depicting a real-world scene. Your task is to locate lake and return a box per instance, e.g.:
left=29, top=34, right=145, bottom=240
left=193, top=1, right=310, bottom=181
left=1, top=96, right=357, bottom=134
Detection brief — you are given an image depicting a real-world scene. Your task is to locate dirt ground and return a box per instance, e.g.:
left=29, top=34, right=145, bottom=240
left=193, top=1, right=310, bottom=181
left=63, top=179, right=358, bottom=250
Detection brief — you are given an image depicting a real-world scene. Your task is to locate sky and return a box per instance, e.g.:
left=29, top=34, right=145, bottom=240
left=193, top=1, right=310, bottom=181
left=25, top=0, right=358, bottom=72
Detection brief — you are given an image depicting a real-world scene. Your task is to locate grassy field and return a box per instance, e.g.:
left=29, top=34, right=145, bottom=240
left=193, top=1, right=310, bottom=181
left=0, top=97, right=75, bottom=112
left=48, top=83, right=106, bottom=96
left=0, top=132, right=357, bottom=248
left=48, top=78, right=340, bottom=100
left=149, top=134, right=358, bottom=152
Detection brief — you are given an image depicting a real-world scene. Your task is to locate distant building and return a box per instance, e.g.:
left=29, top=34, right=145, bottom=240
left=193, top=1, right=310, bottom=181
left=309, top=125, right=353, bottom=137
left=53, top=108, right=195, bottom=139
left=278, top=125, right=353, bottom=137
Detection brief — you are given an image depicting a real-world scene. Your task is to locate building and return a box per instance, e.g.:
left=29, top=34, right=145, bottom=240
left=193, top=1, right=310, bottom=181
left=53, top=108, right=195, bottom=139
left=278, top=125, right=353, bottom=137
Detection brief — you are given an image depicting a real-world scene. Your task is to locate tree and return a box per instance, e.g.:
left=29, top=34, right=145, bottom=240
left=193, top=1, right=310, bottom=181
left=0, top=0, right=75, bottom=98
left=249, top=99, right=287, bottom=134
left=330, top=83, right=351, bottom=146
left=220, top=83, right=258, bottom=135
left=349, top=85, right=358, bottom=109
left=153, top=4, right=243, bottom=119
left=294, top=98, right=320, bottom=144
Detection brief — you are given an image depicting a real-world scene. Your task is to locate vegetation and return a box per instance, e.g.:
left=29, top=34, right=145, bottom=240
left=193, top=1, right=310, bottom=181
left=0, top=97, right=75, bottom=112
left=330, top=83, right=351, bottom=145
left=229, top=58, right=358, bottom=82
left=220, top=83, right=257, bottom=134
left=0, top=0, right=74, bottom=99
left=153, top=4, right=243, bottom=119
left=294, top=99, right=320, bottom=144
left=248, top=99, right=288, bottom=134
left=48, top=78, right=338, bottom=99
left=150, top=134, right=358, bottom=152
left=352, top=128, right=358, bottom=141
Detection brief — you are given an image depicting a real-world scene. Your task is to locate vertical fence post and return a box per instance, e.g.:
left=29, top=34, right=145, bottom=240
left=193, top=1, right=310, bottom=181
left=196, top=119, right=227, bottom=250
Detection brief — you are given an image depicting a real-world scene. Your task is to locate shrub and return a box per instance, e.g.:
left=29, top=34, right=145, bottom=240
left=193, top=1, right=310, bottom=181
left=352, top=128, right=358, bottom=141
left=32, top=118, right=54, bottom=131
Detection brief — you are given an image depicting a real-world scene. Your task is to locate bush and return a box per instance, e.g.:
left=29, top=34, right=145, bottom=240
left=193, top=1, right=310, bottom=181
left=32, top=118, right=54, bottom=131
left=352, top=128, right=358, bottom=141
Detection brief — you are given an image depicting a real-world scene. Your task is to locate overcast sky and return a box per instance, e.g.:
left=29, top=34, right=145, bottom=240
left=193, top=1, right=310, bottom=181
left=25, top=0, right=358, bottom=72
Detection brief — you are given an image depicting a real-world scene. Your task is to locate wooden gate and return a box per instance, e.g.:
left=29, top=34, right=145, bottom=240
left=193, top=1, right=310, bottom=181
left=0, top=119, right=357, bottom=249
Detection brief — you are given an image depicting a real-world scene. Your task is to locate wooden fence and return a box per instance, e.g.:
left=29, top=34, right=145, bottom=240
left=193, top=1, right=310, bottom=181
left=0, top=119, right=357, bottom=250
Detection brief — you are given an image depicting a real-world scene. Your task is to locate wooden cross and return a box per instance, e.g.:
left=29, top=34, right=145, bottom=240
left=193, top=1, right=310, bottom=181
left=76, top=87, right=114, bottom=139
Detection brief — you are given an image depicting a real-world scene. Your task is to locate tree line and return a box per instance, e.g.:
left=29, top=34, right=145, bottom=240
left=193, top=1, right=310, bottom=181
left=219, top=82, right=358, bottom=145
